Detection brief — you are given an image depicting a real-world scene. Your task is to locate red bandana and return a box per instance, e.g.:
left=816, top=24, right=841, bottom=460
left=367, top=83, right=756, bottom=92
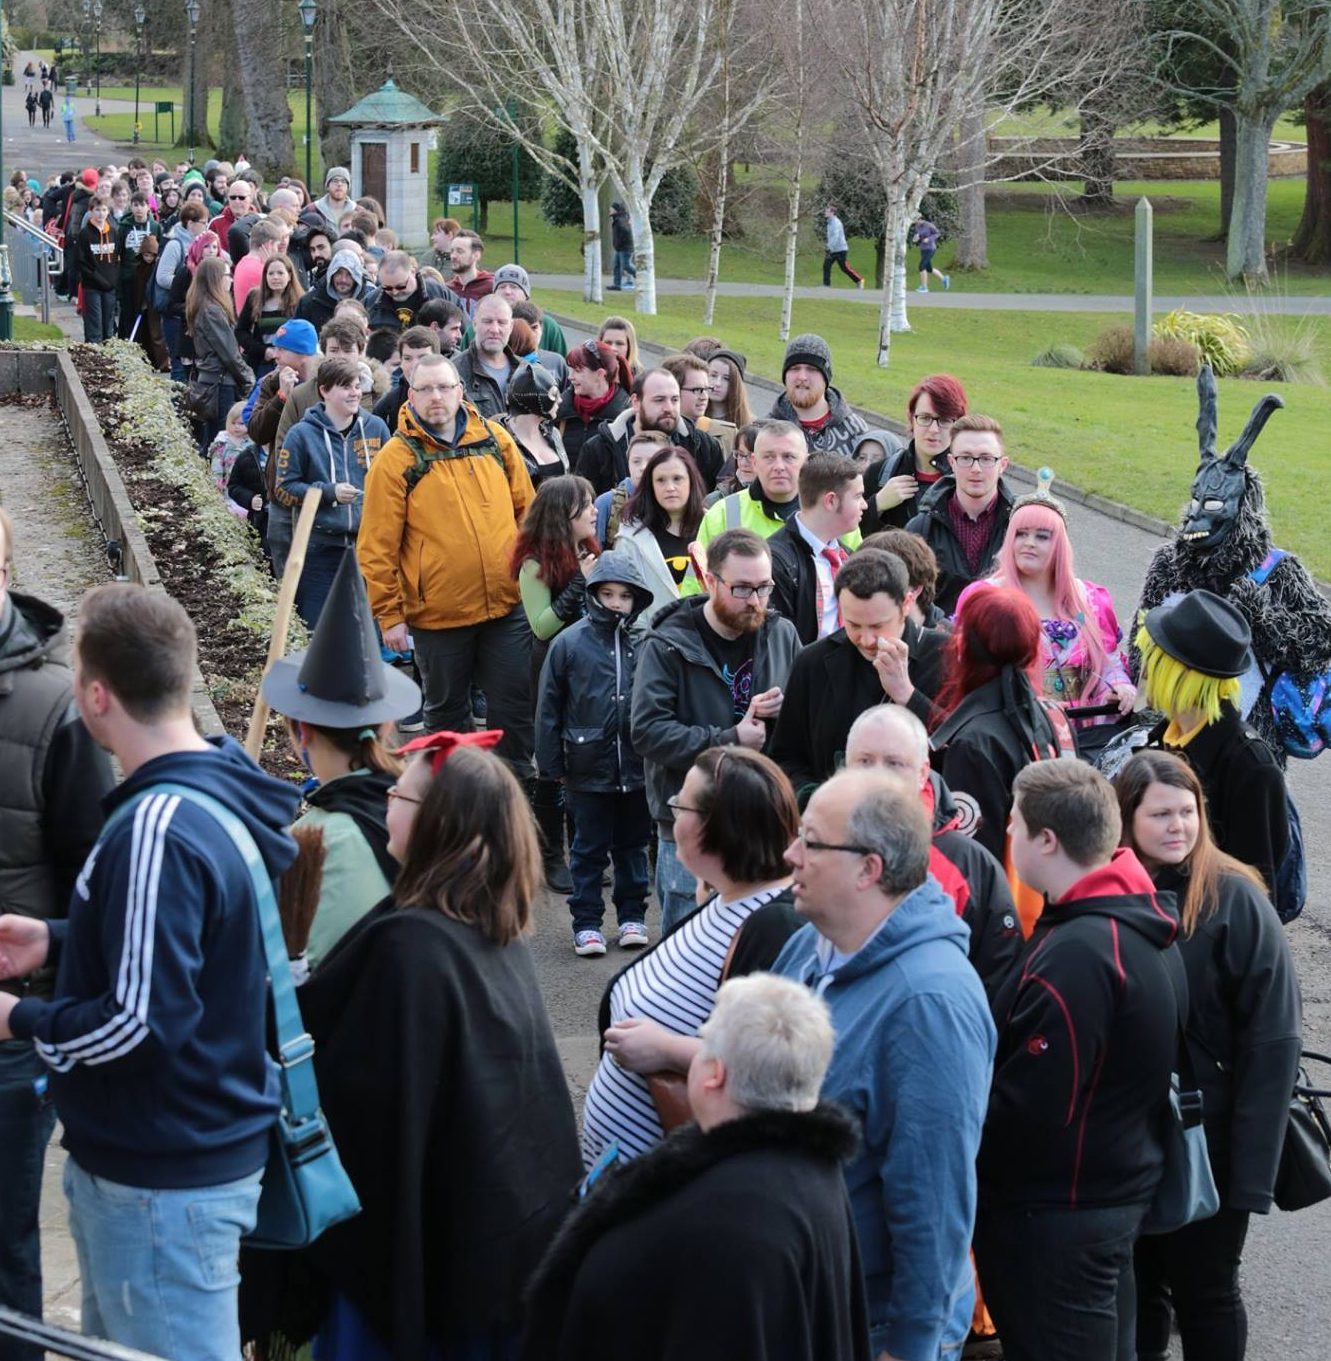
left=395, top=729, right=504, bottom=773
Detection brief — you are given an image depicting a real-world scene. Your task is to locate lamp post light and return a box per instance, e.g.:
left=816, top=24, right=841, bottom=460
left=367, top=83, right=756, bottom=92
left=81, top=0, right=91, bottom=99
left=185, top=0, right=200, bottom=164
left=297, top=0, right=317, bottom=194
left=93, top=0, right=103, bottom=118
left=133, top=4, right=145, bottom=146
left=0, top=0, right=11, bottom=339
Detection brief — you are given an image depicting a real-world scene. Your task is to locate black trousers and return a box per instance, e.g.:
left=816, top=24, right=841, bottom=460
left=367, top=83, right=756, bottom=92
left=975, top=1201, right=1147, bottom=1361
left=1134, top=1206, right=1251, bottom=1361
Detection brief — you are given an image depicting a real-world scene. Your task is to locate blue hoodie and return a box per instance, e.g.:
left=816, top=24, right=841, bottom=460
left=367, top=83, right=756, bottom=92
left=773, top=876, right=996, bottom=1361
left=274, top=400, right=389, bottom=541
left=11, top=737, right=300, bottom=1189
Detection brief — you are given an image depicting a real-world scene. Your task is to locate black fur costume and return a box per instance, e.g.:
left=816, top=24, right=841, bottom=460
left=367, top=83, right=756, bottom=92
left=1134, top=365, right=1331, bottom=764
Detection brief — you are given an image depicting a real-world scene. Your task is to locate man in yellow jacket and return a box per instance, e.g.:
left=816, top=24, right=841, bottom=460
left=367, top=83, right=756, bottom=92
left=358, top=352, right=536, bottom=771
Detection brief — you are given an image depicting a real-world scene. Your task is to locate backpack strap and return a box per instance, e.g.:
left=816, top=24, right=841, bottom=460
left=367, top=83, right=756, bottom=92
left=1249, top=548, right=1288, bottom=588
left=400, top=427, right=507, bottom=497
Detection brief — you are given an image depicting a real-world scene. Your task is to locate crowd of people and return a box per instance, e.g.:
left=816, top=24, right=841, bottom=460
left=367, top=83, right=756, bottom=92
left=0, top=148, right=1316, bottom=1361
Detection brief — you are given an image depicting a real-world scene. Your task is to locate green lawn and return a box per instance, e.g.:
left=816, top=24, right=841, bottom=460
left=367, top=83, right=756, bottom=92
left=541, top=289, right=1331, bottom=575
left=13, top=316, right=63, bottom=342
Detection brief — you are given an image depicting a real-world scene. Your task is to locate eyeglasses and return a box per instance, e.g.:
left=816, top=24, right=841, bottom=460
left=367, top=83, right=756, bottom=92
left=951, top=454, right=1002, bottom=469
left=382, top=280, right=414, bottom=296
left=680, top=385, right=712, bottom=397
left=227, top=192, right=250, bottom=201
left=913, top=413, right=953, bottom=430
left=667, top=795, right=706, bottom=816
left=412, top=382, right=461, bottom=396
left=386, top=786, right=422, bottom=805
left=716, top=579, right=775, bottom=600
left=794, top=827, right=875, bottom=856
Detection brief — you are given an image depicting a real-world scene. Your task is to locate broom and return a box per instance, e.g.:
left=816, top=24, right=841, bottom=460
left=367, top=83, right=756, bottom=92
left=277, top=823, right=326, bottom=984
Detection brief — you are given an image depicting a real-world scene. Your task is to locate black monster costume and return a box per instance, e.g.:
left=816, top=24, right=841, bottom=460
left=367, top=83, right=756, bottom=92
left=1135, top=365, right=1331, bottom=765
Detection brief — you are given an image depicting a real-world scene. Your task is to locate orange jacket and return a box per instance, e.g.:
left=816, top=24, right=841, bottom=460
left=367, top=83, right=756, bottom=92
left=358, top=400, right=535, bottom=632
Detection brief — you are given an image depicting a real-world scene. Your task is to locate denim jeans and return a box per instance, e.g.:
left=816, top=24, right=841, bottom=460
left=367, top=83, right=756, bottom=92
left=81, top=288, right=115, bottom=343
left=654, top=833, right=698, bottom=935
left=565, top=788, right=652, bottom=933
left=295, top=538, right=351, bottom=629
left=161, top=315, right=186, bottom=382
left=612, top=249, right=636, bottom=288
left=412, top=606, right=534, bottom=776
left=0, top=1043, right=57, bottom=1361
left=975, top=1201, right=1147, bottom=1361
left=64, top=1158, right=262, bottom=1361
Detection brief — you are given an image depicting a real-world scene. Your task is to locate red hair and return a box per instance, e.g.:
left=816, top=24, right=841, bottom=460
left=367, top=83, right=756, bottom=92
left=933, top=586, right=1042, bottom=726
left=508, top=474, right=599, bottom=593
left=907, top=373, right=968, bottom=423
left=566, top=338, right=632, bottom=391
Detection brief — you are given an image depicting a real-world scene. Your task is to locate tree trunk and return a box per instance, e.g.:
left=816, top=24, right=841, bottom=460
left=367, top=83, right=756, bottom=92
left=626, top=184, right=657, bottom=315
left=579, top=139, right=603, bottom=304
left=888, top=206, right=911, bottom=336
left=779, top=166, right=801, bottom=342
left=314, top=4, right=355, bottom=175
left=176, top=25, right=213, bottom=157
left=874, top=236, right=886, bottom=289
left=878, top=196, right=911, bottom=365
left=702, top=151, right=728, bottom=326
left=229, top=0, right=295, bottom=179
left=1291, top=84, right=1331, bottom=265
left=1079, top=104, right=1116, bottom=204
left=218, top=14, right=247, bottom=161
left=954, top=106, right=988, bottom=270
left=1227, top=110, right=1274, bottom=283
left=1218, top=105, right=1237, bottom=236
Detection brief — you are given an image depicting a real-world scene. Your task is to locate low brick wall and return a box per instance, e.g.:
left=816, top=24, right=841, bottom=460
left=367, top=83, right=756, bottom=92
left=989, top=137, right=1307, bottom=182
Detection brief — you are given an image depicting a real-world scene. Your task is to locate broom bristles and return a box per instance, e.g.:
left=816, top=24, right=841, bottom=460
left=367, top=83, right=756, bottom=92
left=278, top=824, right=326, bottom=960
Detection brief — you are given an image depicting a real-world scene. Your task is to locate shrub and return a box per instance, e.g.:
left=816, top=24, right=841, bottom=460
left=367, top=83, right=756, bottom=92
left=1088, top=325, right=1136, bottom=375
left=649, top=162, right=699, bottom=235
left=1238, top=311, right=1326, bottom=386
left=1152, top=309, right=1251, bottom=377
left=1147, top=336, right=1201, bottom=377
left=540, top=127, right=582, bottom=229
left=1031, top=343, right=1087, bottom=369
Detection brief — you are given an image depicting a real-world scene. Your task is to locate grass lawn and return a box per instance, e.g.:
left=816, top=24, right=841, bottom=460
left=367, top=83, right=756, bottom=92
left=13, top=316, right=64, bottom=342
left=541, top=289, right=1331, bottom=575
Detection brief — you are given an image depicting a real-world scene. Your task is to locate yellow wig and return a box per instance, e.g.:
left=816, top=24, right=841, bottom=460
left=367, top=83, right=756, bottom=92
left=1135, top=623, right=1240, bottom=725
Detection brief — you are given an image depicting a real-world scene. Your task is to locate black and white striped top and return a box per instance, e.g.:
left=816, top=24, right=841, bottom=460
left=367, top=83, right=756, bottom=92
left=581, top=886, right=786, bottom=1168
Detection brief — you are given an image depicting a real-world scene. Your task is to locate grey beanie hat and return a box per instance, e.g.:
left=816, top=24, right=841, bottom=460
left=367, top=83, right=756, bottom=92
left=783, top=333, right=832, bottom=385
left=492, top=263, right=531, bottom=297
left=325, top=165, right=351, bottom=186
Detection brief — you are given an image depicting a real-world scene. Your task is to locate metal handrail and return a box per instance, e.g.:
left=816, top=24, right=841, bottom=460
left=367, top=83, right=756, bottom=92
left=3, top=210, right=62, bottom=253
left=0, top=1306, right=167, bottom=1361
left=2, top=211, right=63, bottom=323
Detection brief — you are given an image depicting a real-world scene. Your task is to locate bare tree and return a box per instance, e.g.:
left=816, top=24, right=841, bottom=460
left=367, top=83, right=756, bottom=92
left=1158, top=0, right=1331, bottom=283
left=700, top=0, right=738, bottom=326
left=228, top=0, right=296, bottom=177
left=952, top=103, right=988, bottom=270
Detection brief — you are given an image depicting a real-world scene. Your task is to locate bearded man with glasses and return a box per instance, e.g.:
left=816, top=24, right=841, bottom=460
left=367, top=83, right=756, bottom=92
left=905, top=413, right=1015, bottom=615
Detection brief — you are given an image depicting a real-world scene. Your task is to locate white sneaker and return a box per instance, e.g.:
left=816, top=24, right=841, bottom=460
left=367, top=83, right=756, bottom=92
left=617, top=922, right=650, bottom=949
left=574, top=930, right=607, bottom=957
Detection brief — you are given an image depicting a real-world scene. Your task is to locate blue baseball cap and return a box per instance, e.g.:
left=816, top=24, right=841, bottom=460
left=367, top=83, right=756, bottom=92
left=272, top=319, right=318, bottom=356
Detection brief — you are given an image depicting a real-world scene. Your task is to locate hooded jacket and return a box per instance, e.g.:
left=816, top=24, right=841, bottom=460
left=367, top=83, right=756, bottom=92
left=274, top=400, right=389, bottom=541
left=1152, top=863, right=1301, bottom=1212
left=0, top=592, right=113, bottom=991
left=76, top=216, right=118, bottom=292
left=295, top=248, right=382, bottom=332
left=366, top=276, right=449, bottom=334
left=767, top=385, right=868, bottom=457
left=630, top=594, right=801, bottom=834
left=773, top=876, right=996, bottom=1361
left=979, top=849, right=1182, bottom=1211
left=358, top=400, right=535, bottom=632
left=521, top=1105, right=872, bottom=1361
left=9, top=737, right=300, bottom=1189
left=536, top=552, right=654, bottom=793
left=576, top=406, right=723, bottom=496
left=904, top=475, right=1016, bottom=616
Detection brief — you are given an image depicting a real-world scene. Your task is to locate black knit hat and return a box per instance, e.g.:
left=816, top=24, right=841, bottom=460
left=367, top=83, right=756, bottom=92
left=507, top=360, right=559, bottom=417
left=710, top=347, right=747, bottom=377
left=783, top=333, right=832, bottom=385
left=1143, top=589, right=1254, bottom=680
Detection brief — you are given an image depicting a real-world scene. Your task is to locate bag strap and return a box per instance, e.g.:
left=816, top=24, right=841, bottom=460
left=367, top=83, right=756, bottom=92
left=104, top=784, right=318, bottom=1124
left=1158, top=944, right=1203, bottom=1127
left=1248, top=548, right=1288, bottom=588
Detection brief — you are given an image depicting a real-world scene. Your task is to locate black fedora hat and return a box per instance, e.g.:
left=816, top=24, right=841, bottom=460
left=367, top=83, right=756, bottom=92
left=262, top=554, right=421, bottom=727
left=1144, top=589, right=1253, bottom=679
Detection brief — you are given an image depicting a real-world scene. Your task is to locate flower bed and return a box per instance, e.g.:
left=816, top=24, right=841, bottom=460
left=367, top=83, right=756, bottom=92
left=68, top=341, right=305, bottom=779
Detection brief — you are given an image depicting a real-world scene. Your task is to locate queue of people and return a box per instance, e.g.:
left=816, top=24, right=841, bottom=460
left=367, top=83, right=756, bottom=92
left=0, top=161, right=1315, bottom=1361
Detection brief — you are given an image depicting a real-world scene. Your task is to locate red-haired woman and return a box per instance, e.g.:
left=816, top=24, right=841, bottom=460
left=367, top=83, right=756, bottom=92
left=931, top=586, right=1062, bottom=930
left=511, top=474, right=600, bottom=889
left=860, top=373, right=968, bottom=533
left=558, top=339, right=634, bottom=476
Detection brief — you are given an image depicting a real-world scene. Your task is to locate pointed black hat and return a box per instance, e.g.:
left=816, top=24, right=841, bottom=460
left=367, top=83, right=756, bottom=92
left=261, top=553, right=420, bottom=727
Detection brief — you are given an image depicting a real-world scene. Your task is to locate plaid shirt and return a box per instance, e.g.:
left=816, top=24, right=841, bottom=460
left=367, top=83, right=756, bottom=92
left=947, top=492, right=1000, bottom=576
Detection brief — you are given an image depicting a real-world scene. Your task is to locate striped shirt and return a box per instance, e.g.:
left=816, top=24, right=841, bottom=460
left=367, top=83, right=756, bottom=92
left=581, top=886, right=785, bottom=1167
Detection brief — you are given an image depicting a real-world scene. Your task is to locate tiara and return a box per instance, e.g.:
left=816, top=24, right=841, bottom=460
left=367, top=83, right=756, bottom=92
left=1013, top=467, right=1068, bottom=520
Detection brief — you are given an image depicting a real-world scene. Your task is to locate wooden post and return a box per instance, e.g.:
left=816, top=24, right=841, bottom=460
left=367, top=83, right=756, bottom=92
left=244, top=487, right=322, bottom=760
left=1134, top=196, right=1153, bottom=376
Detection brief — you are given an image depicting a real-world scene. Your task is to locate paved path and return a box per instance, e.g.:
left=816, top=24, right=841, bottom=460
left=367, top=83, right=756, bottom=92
left=2, top=52, right=126, bottom=182
left=532, top=272, right=1331, bottom=314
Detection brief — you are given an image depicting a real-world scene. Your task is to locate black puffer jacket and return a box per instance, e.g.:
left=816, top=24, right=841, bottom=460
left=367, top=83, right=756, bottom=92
left=578, top=407, right=723, bottom=496
left=860, top=439, right=944, bottom=535
left=1152, top=863, right=1301, bottom=1212
left=557, top=385, right=631, bottom=476
left=904, top=476, right=1016, bottom=616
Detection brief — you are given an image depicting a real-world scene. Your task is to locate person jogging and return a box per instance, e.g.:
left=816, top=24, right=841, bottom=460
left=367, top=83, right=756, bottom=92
left=822, top=206, right=864, bottom=289
left=911, top=216, right=950, bottom=294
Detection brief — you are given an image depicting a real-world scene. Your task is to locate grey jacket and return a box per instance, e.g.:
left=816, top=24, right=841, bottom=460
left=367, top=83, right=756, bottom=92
left=452, top=344, right=516, bottom=421
left=191, top=298, right=255, bottom=388
left=630, top=594, right=801, bottom=835
left=768, top=387, right=868, bottom=457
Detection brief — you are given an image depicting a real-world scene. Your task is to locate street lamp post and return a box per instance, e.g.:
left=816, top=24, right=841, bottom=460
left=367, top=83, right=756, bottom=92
left=185, top=0, right=200, bottom=164
left=297, top=0, right=317, bottom=193
left=132, top=5, right=146, bottom=145
left=81, top=0, right=91, bottom=98
left=0, top=0, right=12, bottom=339
left=93, top=0, right=103, bottom=118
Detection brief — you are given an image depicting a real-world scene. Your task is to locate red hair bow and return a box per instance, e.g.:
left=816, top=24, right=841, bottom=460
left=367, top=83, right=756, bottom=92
left=395, top=729, right=505, bottom=773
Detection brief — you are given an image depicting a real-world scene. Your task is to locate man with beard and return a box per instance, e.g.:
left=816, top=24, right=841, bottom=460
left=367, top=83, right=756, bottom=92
left=905, top=414, right=1015, bottom=615
left=768, top=333, right=868, bottom=456
left=367, top=250, right=449, bottom=334
left=452, top=293, right=518, bottom=420
left=445, top=230, right=496, bottom=317
left=416, top=297, right=466, bottom=355
left=631, top=528, right=802, bottom=931
left=577, top=368, right=724, bottom=496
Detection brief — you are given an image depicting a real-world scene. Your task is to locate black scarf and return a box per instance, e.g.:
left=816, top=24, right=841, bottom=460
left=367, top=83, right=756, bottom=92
left=304, top=769, right=397, bottom=881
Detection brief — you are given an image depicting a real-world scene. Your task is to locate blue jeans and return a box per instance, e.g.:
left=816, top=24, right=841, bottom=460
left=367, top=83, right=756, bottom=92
left=0, top=1043, right=57, bottom=1361
left=161, top=315, right=186, bottom=382
left=612, top=249, right=636, bottom=288
left=81, top=289, right=115, bottom=343
left=64, top=1158, right=262, bottom=1361
left=565, top=789, right=651, bottom=933
left=655, top=833, right=698, bottom=934
left=295, top=538, right=351, bottom=629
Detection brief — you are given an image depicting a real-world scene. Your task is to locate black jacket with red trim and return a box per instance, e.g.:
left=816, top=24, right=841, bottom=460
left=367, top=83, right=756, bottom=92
left=925, top=772, right=1023, bottom=1004
left=978, top=849, right=1182, bottom=1210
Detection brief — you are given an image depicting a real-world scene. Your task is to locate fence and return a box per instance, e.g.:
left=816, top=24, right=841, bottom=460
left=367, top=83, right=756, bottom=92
left=0, top=1306, right=166, bottom=1361
left=3, top=212, right=63, bottom=325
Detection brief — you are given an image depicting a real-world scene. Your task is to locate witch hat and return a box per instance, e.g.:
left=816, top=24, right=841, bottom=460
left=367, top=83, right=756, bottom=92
left=262, top=553, right=421, bottom=727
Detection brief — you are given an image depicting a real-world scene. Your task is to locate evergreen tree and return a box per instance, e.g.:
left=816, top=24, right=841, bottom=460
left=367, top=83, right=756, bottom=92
left=541, top=126, right=583, bottom=227
left=435, top=106, right=543, bottom=231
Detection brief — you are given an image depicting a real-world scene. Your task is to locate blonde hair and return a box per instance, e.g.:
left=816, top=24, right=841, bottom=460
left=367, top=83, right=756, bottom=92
left=1135, top=624, right=1240, bottom=724
left=225, top=400, right=247, bottom=428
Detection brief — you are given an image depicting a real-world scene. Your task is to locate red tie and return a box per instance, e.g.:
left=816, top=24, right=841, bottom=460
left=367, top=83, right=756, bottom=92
left=823, top=545, right=849, bottom=625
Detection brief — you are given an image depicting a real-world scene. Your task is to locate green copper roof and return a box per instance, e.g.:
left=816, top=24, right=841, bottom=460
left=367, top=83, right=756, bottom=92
left=328, top=79, right=442, bottom=127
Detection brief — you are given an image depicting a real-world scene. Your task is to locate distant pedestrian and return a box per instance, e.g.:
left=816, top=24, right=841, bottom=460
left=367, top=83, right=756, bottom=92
left=609, top=201, right=636, bottom=292
left=38, top=86, right=53, bottom=128
left=61, top=98, right=76, bottom=143
left=910, top=216, right=950, bottom=293
left=822, top=205, right=864, bottom=289
left=24, top=91, right=37, bottom=128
